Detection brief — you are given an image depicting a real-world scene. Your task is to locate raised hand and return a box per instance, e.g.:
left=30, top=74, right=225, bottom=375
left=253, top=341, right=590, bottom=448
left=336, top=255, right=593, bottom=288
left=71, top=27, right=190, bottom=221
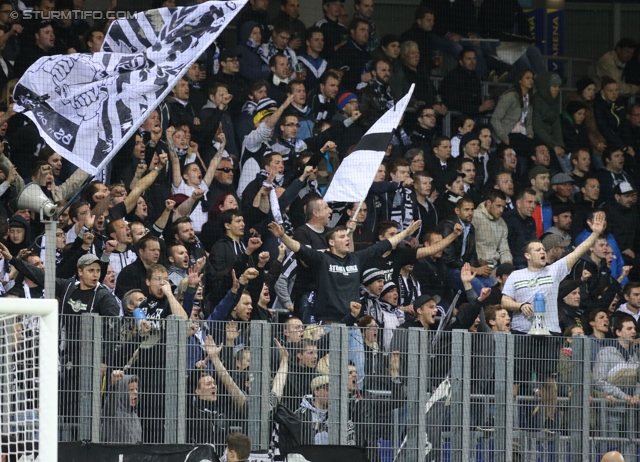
left=165, top=199, right=176, bottom=211
left=460, top=262, right=476, bottom=284
left=247, top=237, right=262, bottom=253
left=268, top=221, right=285, bottom=238
left=135, top=163, right=147, bottom=178
left=274, top=338, right=289, bottom=362
left=0, top=242, right=12, bottom=260
left=404, top=220, right=422, bottom=236
left=478, top=287, right=492, bottom=302
left=239, top=267, right=260, bottom=285
left=452, top=223, right=463, bottom=237
left=278, top=244, right=287, bottom=261
left=187, top=265, right=202, bottom=287
left=105, top=240, right=117, bottom=254
left=350, top=301, right=362, bottom=318
left=588, top=211, right=606, bottom=234
left=258, top=251, right=270, bottom=267
left=205, top=335, right=223, bottom=358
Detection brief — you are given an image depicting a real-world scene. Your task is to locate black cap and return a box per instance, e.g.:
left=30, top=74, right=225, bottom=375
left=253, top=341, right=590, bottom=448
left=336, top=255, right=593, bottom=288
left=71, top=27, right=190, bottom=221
left=219, top=47, right=242, bottom=61
left=323, top=0, right=345, bottom=4
left=8, top=215, right=28, bottom=230
left=414, top=293, right=441, bottom=309
left=496, top=263, right=515, bottom=278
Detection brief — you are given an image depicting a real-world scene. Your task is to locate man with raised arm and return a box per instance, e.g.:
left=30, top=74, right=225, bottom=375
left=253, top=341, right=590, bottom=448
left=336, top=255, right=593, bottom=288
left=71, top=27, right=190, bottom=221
left=500, top=210, right=606, bottom=432
left=269, top=219, right=461, bottom=323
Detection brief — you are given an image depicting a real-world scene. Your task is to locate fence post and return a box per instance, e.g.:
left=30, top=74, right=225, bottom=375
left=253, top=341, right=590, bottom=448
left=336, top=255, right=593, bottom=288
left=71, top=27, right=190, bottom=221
left=328, top=324, right=348, bottom=446
left=494, top=332, right=514, bottom=462
left=164, top=315, right=185, bottom=444
left=248, top=320, right=271, bottom=450
left=571, top=336, right=591, bottom=460
left=77, top=314, right=97, bottom=441
left=450, top=330, right=465, bottom=462
left=176, top=317, right=187, bottom=444
left=90, top=315, right=102, bottom=442
left=402, top=328, right=429, bottom=462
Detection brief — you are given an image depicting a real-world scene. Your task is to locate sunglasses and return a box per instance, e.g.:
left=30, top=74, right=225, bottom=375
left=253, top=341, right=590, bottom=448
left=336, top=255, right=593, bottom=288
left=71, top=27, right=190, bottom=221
left=216, top=167, right=234, bottom=173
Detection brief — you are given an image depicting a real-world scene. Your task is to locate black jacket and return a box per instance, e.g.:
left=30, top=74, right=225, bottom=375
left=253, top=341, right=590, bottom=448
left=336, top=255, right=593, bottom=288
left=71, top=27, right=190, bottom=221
left=502, top=209, right=537, bottom=268
left=593, top=93, right=628, bottom=147
left=115, top=258, right=147, bottom=300
left=603, top=201, right=640, bottom=252
left=440, top=66, right=484, bottom=116
left=440, top=218, right=480, bottom=269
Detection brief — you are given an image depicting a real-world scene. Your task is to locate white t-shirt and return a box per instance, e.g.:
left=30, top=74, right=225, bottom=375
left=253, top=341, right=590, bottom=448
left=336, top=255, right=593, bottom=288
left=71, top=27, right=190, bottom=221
left=172, top=180, right=209, bottom=232
left=502, top=259, right=570, bottom=334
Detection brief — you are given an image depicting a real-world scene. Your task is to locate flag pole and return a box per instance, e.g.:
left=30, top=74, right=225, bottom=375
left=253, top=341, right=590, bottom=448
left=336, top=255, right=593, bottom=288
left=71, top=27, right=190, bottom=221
left=346, top=200, right=364, bottom=236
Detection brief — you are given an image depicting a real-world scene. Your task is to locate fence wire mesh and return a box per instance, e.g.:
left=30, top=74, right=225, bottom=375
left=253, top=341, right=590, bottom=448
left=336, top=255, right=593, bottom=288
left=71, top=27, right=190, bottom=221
left=24, top=314, right=640, bottom=461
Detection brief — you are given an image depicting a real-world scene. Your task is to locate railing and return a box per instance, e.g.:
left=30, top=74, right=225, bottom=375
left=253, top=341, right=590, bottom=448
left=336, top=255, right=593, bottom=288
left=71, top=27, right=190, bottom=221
left=7, top=314, right=640, bottom=461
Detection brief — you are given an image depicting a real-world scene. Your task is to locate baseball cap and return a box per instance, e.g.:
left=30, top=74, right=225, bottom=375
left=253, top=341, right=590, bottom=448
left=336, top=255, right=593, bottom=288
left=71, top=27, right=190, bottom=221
left=542, top=234, right=570, bottom=252
left=310, top=375, right=330, bottom=390
left=614, top=181, right=635, bottom=195
left=528, top=165, right=549, bottom=181
left=77, top=254, right=100, bottom=268
left=550, top=173, right=574, bottom=186
left=414, top=293, right=441, bottom=309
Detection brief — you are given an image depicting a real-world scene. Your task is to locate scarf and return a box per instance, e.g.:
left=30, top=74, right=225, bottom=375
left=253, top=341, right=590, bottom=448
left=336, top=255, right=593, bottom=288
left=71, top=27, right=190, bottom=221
left=390, top=187, right=414, bottom=232
left=259, top=168, right=284, bottom=224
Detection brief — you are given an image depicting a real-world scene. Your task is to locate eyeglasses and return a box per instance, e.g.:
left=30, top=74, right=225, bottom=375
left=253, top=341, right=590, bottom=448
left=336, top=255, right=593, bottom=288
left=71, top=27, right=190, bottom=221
left=151, top=277, right=170, bottom=284
left=421, top=113, right=436, bottom=118
left=226, top=58, right=239, bottom=63
left=283, top=123, right=300, bottom=128
left=216, top=167, right=234, bottom=173
left=56, top=232, right=65, bottom=237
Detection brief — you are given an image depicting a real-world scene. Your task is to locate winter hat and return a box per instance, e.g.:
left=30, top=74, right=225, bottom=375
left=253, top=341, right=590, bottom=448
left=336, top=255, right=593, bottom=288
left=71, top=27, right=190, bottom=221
left=362, top=268, right=385, bottom=287
left=559, top=280, right=581, bottom=300
left=253, top=98, right=277, bottom=126
left=337, top=92, right=357, bottom=111
left=380, top=281, right=397, bottom=298
left=549, top=73, right=562, bottom=87
left=7, top=215, right=28, bottom=230
left=566, top=100, right=586, bottom=117
left=576, top=77, right=595, bottom=95
left=459, top=132, right=480, bottom=156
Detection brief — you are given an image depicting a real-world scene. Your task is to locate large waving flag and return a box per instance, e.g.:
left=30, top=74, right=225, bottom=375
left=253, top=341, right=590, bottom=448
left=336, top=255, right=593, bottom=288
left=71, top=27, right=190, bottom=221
left=323, top=84, right=415, bottom=204
left=13, top=1, right=246, bottom=176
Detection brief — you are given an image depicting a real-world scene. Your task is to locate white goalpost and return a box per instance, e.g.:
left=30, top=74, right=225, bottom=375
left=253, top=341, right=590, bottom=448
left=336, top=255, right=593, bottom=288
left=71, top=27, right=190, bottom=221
left=0, top=298, right=58, bottom=462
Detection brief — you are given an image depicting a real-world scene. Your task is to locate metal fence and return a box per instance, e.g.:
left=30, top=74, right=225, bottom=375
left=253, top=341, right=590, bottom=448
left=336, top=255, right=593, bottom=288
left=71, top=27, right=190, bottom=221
left=17, top=314, right=640, bottom=461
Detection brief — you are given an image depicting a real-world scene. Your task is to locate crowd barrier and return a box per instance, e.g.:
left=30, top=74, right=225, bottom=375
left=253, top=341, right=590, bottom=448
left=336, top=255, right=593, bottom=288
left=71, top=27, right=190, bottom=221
left=4, top=314, right=640, bottom=461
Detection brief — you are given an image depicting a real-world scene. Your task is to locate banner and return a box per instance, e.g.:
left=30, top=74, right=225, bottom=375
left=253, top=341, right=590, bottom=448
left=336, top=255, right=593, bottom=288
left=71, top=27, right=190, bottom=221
left=546, top=8, right=564, bottom=75
left=322, top=85, right=415, bottom=204
left=13, top=1, right=246, bottom=176
left=59, top=442, right=219, bottom=461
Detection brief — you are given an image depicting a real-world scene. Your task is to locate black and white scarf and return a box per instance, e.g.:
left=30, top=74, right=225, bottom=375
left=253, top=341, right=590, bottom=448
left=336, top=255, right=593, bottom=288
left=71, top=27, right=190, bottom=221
left=390, top=187, right=414, bottom=232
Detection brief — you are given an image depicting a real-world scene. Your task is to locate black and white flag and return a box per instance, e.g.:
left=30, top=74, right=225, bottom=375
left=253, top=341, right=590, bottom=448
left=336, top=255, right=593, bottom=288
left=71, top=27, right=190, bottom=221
left=322, top=84, right=415, bottom=204
left=13, top=1, right=246, bottom=176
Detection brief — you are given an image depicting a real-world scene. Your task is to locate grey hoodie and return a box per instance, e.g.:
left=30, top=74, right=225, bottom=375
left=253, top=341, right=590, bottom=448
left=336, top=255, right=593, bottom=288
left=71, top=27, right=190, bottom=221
left=101, top=375, right=142, bottom=443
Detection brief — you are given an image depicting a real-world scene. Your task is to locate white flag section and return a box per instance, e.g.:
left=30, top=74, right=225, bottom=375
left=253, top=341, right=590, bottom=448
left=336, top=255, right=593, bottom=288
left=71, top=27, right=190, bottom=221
left=322, top=84, right=415, bottom=203
left=13, top=1, right=246, bottom=176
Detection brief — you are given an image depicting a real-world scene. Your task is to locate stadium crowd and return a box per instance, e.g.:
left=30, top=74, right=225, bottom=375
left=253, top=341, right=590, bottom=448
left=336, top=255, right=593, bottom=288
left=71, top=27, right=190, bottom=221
left=3, top=0, right=640, bottom=457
